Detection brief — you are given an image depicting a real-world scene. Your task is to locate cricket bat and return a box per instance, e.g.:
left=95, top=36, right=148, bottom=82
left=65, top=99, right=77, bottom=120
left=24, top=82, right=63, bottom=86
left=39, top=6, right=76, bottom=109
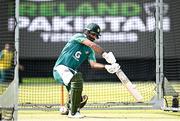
left=116, top=68, right=143, bottom=102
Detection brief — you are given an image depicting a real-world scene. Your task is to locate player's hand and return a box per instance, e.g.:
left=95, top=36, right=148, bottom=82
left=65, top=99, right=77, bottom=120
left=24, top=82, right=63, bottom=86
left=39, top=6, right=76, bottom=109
left=105, top=63, right=120, bottom=74
left=102, top=52, right=116, bottom=64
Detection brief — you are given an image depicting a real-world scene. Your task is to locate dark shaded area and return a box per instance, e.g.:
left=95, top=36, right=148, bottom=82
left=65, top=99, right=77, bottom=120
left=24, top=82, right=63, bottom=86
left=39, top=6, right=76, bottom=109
left=20, top=58, right=156, bottom=82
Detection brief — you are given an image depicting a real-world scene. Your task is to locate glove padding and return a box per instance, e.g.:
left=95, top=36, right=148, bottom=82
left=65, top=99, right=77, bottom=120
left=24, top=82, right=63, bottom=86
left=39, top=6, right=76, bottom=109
left=105, top=63, right=120, bottom=74
left=102, top=52, right=116, bottom=64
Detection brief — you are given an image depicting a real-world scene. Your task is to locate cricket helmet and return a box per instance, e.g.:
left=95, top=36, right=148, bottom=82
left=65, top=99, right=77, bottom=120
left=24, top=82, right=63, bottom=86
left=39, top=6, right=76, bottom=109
left=85, top=23, right=101, bottom=39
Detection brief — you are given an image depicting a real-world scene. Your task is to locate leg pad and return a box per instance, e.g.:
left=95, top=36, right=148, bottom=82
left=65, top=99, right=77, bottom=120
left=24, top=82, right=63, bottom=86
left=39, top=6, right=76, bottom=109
left=70, top=73, right=83, bottom=115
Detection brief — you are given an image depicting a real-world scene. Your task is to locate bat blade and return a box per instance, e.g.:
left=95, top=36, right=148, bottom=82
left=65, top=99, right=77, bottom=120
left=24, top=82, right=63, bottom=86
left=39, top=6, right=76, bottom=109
left=116, top=68, right=143, bottom=102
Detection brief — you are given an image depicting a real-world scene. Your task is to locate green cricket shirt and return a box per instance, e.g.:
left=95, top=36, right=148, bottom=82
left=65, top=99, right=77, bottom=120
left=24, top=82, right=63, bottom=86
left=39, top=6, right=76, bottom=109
left=54, top=33, right=96, bottom=71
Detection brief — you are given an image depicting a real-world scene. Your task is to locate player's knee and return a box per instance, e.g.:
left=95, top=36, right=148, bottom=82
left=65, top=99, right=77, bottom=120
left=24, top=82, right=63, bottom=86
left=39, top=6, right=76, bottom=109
left=71, top=72, right=83, bottom=90
left=71, top=72, right=83, bottom=83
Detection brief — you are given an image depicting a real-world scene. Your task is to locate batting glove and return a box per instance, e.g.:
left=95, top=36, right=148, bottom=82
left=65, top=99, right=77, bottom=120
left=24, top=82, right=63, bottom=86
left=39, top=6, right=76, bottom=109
left=105, top=63, right=120, bottom=74
left=102, top=52, right=116, bottom=64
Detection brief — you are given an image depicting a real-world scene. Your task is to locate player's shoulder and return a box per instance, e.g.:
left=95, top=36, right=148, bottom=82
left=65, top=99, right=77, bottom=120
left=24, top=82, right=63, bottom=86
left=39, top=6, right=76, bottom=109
left=69, top=33, right=87, bottom=43
left=72, top=33, right=86, bottom=38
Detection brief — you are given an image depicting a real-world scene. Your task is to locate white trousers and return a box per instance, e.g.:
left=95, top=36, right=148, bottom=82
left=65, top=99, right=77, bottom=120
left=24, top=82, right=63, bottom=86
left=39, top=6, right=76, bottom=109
left=53, top=65, right=76, bottom=86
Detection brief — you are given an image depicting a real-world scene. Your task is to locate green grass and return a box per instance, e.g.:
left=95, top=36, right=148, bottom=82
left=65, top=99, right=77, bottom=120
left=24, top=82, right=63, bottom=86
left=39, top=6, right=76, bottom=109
left=1, top=78, right=179, bottom=121
left=18, top=78, right=156, bottom=106
left=22, top=78, right=55, bottom=83
left=18, top=110, right=180, bottom=121
left=1, top=78, right=179, bottom=107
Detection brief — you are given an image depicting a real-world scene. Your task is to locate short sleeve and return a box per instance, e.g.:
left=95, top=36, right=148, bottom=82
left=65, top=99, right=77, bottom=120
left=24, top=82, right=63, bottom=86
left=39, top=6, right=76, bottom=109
left=75, top=35, right=86, bottom=43
left=88, top=49, right=96, bottom=62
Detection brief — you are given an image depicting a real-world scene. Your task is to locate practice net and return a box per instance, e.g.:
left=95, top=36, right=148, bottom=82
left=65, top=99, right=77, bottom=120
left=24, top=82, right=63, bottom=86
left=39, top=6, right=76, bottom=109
left=18, top=0, right=160, bottom=110
left=0, top=0, right=17, bottom=120
left=162, top=0, right=180, bottom=111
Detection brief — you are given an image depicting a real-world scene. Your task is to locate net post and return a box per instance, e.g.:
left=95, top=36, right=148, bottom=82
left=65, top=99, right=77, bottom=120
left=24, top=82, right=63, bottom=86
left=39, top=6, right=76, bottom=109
left=14, top=0, right=20, bottom=120
left=153, top=0, right=165, bottom=109
left=159, top=0, right=164, bottom=100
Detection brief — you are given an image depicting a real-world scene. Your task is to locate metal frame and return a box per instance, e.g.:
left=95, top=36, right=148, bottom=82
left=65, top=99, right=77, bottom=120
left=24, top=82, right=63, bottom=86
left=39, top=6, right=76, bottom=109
left=153, top=0, right=164, bottom=109
left=159, top=0, right=180, bottom=112
left=14, top=0, right=20, bottom=120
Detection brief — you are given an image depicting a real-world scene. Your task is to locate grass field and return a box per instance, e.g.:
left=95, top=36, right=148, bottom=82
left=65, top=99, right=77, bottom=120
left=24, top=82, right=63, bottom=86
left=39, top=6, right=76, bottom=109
left=1, top=78, right=180, bottom=120
left=18, top=110, right=180, bottom=121
left=18, top=78, right=156, bottom=109
left=17, top=78, right=180, bottom=121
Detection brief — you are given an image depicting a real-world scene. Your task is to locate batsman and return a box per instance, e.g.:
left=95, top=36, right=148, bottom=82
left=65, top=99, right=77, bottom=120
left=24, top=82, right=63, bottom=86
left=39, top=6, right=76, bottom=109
left=53, top=23, right=120, bottom=118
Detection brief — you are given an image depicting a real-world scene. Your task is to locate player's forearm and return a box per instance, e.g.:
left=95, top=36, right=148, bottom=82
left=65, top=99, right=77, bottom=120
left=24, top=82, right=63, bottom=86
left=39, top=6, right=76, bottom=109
left=90, top=44, right=104, bottom=55
left=82, top=40, right=105, bottom=55
left=90, top=62, right=105, bottom=69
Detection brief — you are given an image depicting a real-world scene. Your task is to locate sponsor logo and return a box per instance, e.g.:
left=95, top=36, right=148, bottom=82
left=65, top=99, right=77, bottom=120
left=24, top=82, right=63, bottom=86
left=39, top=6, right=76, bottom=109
left=73, top=51, right=82, bottom=61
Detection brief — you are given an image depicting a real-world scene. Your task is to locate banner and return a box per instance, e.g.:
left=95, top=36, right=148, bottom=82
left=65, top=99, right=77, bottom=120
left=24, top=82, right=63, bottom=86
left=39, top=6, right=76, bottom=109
left=5, top=0, right=177, bottom=58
